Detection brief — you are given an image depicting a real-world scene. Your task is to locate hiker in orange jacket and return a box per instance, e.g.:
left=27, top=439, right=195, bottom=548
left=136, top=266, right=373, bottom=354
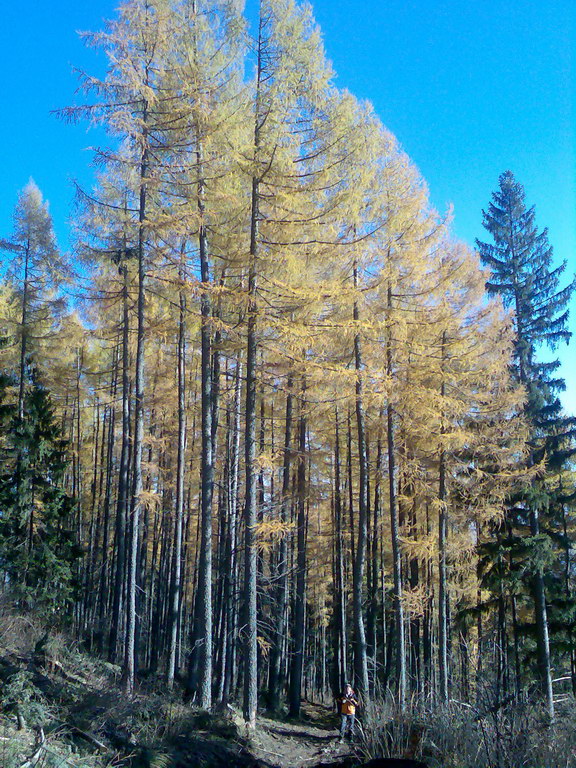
left=337, top=683, right=359, bottom=742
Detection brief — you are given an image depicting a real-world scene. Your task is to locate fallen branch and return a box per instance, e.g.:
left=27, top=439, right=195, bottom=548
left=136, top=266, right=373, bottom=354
left=52, top=722, right=110, bottom=752
left=68, top=724, right=109, bottom=752
left=19, top=727, right=45, bottom=768
left=254, top=746, right=284, bottom=758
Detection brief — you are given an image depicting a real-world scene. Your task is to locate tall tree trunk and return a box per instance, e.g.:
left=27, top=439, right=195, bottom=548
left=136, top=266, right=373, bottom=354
left=98, top=363, right=117, bottom=650
left=197, top=136, right=214, bottom=710
left=223, top=358, right=242, bottom=702
left=124, top=97, right=149, bottom=695
left=367, top=433, right=382, bottom=690
left=168, top=267, right=187, bottom=687
left=409, top=496, right=421, bottom=697
left=423, top=504, right=433, bottom=699
left=352, top=265, right=369, bottom=697
left=84, top=399, right=101, bottom=642
left=109, top=256, right=130, bottom=663
left=506, top=521, right=522, bottom=700
left=268, top=378, right=293, bottom=710
left=334, top=410, right=348, bottom=693
left=346, top=412, right=355, bottom=564
left=438, top=331, right=449, bottom=704
left=289, top=380, right=307, bottom=717
left=243, top=230, right=258, bottom=725
left=475, top=525, right=483, bottom=706
left=387, top=283, right=406, bottom=707
left=438, top=444, right=449, bottom=704
left=530, top=506, right=554, bottom=719
left=243, top=7, right=265, bottom=728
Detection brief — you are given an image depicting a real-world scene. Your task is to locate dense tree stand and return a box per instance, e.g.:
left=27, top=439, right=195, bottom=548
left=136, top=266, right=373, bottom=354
left=0, top=0, right=574, bottom=736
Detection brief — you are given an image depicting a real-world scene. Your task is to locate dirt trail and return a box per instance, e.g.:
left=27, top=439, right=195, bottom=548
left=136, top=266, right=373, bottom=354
left=250, top=704, right=355, bottom=768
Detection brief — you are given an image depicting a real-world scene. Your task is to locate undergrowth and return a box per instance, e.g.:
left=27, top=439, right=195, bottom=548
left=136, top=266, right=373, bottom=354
left=0, top=603, right=250, bottom=768
left=359, top=697, right=576, bottom=768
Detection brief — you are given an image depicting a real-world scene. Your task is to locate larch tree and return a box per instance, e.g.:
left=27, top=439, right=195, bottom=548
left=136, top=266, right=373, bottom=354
left=66, top=0, right=177, bottom=694
left=1, top=181, right=65, bottom=420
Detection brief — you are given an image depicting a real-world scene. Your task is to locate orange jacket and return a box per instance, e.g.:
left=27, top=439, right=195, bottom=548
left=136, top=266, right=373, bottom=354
left=339, top=695, right=358, bottom=715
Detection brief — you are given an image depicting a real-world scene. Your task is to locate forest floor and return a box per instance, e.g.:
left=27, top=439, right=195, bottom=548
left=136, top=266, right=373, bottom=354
left=249, top=703, right=356, bottom=768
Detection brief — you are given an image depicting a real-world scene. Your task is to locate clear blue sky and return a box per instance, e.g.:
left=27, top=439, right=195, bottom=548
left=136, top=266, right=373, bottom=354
left=0, top=0, right=574, bottom=409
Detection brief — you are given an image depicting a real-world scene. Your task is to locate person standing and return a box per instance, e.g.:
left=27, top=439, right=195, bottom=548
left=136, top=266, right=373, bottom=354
left=337, top=683, right=359, bottom=742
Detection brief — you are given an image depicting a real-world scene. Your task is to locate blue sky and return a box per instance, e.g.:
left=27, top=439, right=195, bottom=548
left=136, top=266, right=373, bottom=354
left=0, top=0, right=574, bottom=410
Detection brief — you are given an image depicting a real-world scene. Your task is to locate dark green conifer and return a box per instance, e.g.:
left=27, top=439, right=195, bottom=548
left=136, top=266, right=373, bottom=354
left=477, top=170, right=576, bottom=718
left=0, top=362, right=81, bottom=616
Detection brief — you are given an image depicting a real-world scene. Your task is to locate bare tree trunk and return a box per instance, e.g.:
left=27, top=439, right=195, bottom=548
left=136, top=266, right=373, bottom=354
left=475, top=525, right=483, bottom=706
left=438, top=331, right=449, bottom=704
left=197, top=137, right=214, bottom=710
left=289, top=380, right=307, bottom=717
left=98, top=363, right=117, bottom=650
left=352, top=265, right=369, bottom=697
left=387, top=284, right=406, bottom=707
left=124, top=97, right=149, bottom=695
left=346, top=412, right=355, bottom=563
left=223, top=358, right=242, bottom=702
left=438, top=444, right=448, bottom=704
left=268, top=378, right=293, bottom=709
left=243, top=7, right=265, bottom=728
left=409, top=496, right=421, bottom=697
left=168, top=264, right=187, bottom=687
left=109, top=256, right=130, bottom=663
left=530, top=506, right=554, bottom=719
left=243, top=238, right=258, bottom=725
left=334, top=410, right=348, bottom=693
left=367, top=433, right=382, bottom=690
left=423, top=504, right=433, bottom=699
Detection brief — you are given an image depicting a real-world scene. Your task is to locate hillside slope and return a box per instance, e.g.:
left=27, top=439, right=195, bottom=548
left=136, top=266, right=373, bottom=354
left=0, top=613, right=357, bottom=768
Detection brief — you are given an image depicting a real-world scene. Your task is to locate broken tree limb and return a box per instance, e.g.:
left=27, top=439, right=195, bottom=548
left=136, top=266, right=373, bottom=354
left=19, top=727, right=45, bottom=768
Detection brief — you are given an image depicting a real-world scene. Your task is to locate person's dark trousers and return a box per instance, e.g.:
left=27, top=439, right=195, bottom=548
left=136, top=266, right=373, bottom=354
left=339, top=713, right=355, bottom=739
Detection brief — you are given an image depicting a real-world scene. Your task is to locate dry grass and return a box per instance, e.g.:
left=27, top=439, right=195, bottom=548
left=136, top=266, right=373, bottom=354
left=359, top=697, right=576, bottom=768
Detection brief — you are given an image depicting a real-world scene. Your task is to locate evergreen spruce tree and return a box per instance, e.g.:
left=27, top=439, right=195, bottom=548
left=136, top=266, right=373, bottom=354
left=0, top=363, right=81, bottom=616
left=477, top=170, right=576, bottom=719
